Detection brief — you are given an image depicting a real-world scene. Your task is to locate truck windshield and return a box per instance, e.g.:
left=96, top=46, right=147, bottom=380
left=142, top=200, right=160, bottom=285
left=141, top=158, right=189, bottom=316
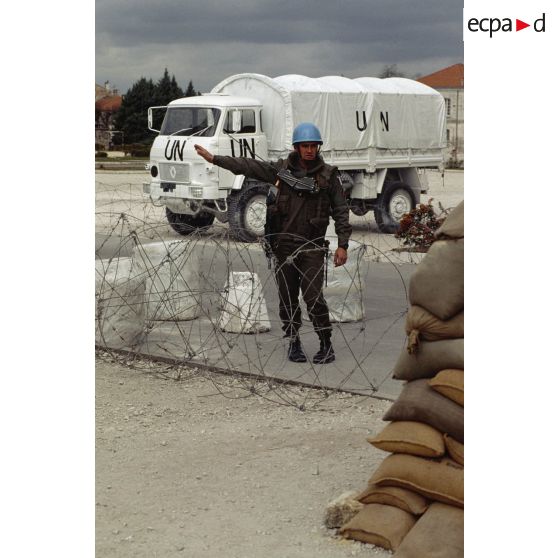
left=160, top=107, right=221, bottom=137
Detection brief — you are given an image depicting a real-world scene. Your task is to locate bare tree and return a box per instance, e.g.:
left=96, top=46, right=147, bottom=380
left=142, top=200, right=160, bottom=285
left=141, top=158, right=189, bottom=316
left=379, top=64, right=406, bottom=78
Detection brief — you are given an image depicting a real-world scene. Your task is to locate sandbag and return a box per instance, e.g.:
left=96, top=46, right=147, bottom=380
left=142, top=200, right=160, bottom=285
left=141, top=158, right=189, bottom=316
left=429, top=369, right=464, bottom=406
left=356, top=485, right=429, bottom=516
left=218, top=272, right=271, bottom=333
left=367, top=421, right=445, bottom=458
left=405, top=306, right=464, bottom=354
left=434, top=200, right=464, bottom=240
left=393, top=339, right=464, bottom=381
left=383, top=379, right=464, bottom=443
left=393, top=502, right=464, bottom=558
left=340, top=503, right=416, bottom=551
left=408, top=239, right=464, bottom=321
left=132, top=239, right=201, bottom=321
left=369, top=454, right=464, bottom=508
left=95, top=257, right=145, bottom=349
left=444, top=435, right=464, bottom=467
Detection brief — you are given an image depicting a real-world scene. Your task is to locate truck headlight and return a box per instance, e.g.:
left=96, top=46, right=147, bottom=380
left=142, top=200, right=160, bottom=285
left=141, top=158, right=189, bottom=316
left=150, top=165, right=158, bottom=178
left=190, top=187, right=203, bottom=198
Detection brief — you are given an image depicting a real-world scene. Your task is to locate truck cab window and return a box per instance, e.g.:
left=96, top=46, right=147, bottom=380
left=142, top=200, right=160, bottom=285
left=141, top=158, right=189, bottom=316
left=224, top=109, right=256, bottom=134
left=160, top=107, right=221, bottom=137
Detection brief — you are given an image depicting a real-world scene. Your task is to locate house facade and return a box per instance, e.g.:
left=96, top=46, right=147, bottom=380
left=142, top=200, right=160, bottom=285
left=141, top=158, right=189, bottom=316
left=95, top=82, right=122, bottom=150
left=417, top=64, right=464, bottom=167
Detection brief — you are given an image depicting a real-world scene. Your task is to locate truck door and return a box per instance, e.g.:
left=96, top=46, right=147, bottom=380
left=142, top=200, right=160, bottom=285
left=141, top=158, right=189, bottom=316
left=218, top=108, right=268, bottom=190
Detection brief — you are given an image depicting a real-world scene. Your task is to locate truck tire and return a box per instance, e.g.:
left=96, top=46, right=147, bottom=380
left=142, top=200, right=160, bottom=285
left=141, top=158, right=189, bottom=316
left=350, top=199, right=371, bottom=216
left=374, top=182, right=416, bottom=234
left=227, top=183, right=269, bottom=242
left=165, top=207, right=215, bottom=235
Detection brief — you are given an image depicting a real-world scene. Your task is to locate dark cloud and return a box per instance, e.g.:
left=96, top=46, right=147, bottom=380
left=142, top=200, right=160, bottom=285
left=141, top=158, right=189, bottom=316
left=96, top=0, right=463, bottom=93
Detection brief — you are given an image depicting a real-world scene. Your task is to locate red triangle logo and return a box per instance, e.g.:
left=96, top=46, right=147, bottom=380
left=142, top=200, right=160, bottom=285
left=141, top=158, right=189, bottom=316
left=516, top=19, right=530, bottom=31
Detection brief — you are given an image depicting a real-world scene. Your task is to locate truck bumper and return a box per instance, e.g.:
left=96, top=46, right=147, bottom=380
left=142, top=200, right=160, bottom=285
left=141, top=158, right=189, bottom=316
left=144, top=181, right=221, bottom=201
left=143, top=182, right=227, bottom=216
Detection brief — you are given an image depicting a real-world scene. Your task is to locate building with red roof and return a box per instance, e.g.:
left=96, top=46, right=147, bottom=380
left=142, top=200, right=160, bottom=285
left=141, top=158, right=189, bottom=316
left=418, top=64, right=464, bottom=166
left=95, top=82, right=123, bottom=150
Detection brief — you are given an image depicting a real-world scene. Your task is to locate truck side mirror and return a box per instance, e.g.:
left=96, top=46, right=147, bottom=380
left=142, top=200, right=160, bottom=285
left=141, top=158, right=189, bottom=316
left=231, top=109, right=242, bottom=133
left=148, top=106, right=166, bottom=133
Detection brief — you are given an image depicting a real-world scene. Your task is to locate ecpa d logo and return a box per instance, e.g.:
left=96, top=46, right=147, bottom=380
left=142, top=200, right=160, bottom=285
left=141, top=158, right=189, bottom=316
left=467, top=13, right=546, bottom=37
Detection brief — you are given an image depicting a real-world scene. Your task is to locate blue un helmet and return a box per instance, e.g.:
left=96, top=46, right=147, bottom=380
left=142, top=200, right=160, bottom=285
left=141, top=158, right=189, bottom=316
left=292, top=122, right=323, bottom=145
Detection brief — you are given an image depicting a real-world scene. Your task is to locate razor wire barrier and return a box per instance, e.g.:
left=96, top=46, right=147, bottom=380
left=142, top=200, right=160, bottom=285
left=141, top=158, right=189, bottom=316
left=95, top=175, right=429, bottom=409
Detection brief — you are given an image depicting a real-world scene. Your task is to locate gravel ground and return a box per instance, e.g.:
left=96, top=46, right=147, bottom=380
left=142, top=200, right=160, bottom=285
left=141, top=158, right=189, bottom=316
left=96, top=354, right=394, bottom=558
left=95, top=168, right=464, bottom=556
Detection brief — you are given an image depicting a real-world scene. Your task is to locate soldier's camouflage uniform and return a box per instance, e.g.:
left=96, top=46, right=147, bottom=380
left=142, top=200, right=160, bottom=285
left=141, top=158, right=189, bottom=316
left=213, top=151, right=352, bottom=339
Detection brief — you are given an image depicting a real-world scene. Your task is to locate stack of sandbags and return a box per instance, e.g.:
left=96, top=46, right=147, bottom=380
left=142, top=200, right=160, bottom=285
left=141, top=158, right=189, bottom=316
left=405, top=199, right=464, bottom=354
left=338, top=201, right=464, bottom=556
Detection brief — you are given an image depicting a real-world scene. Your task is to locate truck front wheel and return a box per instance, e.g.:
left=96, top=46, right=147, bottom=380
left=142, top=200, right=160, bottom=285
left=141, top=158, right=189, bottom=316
left=165, top=207, right=215, bottom=236
left=374, top=182, right=416, bottom=234
left=227, top=183, right=268, bottom=242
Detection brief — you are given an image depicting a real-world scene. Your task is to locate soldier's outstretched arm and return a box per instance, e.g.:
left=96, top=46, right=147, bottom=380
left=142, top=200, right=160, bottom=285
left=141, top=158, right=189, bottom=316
left=194, top=144, right=279, bottom=184
left=194, top=144, right=215, bottom=163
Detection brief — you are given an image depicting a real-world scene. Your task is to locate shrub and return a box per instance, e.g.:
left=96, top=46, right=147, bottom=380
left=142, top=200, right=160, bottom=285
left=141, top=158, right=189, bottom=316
left=130, top=148, right=150, bottom=158
left=120, top=143, right=151, bottom=157
left=96, top=151, right=108, bottom=158
left=395, top=199, right=447, bottom=250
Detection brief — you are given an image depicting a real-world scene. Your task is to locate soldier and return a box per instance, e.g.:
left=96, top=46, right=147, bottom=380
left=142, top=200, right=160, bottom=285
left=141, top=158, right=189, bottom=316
left=194, top=122, right=352, bottom=364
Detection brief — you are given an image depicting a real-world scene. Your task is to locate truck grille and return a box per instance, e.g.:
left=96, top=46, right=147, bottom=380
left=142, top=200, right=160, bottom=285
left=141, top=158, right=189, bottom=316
left=159, top=163, right=190, bottom=183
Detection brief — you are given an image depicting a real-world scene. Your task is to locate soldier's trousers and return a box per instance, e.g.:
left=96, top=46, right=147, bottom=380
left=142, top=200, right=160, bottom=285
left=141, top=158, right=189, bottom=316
left=274, top=243, right=331, bottom=338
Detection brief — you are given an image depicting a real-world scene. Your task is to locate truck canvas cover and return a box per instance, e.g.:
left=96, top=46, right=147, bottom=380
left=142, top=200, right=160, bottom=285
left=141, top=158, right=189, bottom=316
left=211, top=74, right=446, bottom=157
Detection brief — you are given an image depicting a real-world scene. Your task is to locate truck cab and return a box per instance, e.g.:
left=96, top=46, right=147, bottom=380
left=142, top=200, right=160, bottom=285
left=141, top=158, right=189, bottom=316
left=144, top=95, right=268, bottom=238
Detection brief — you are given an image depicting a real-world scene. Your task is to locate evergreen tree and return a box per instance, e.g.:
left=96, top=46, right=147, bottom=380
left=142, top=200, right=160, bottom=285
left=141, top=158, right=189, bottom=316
left=169, top=75, right=183, bottom=99
left=156, top=68, right=172, bottom=103
left=114, top=77, right=157, bottom=144
left=113, top=71, right=197, bottom=144
left=185, top=80, right=197, bottom=97
left=155, top=68, right=184, bottom=105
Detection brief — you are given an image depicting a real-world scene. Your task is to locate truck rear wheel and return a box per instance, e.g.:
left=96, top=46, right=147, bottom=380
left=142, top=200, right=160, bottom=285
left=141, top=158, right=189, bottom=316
left=165, top=207, right=215, bottom=235
left=227, top=183, right=268, bottom=242
left=374, top=182, right=416, bottom=234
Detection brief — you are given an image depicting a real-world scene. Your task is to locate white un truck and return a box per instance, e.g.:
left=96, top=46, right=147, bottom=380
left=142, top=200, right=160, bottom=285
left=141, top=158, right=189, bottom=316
left=144, top=73, right=446, bottom=240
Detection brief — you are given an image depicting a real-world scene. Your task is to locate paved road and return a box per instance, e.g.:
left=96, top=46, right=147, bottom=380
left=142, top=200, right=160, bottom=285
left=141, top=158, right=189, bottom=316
left=96, top=233, right=414, bottom=401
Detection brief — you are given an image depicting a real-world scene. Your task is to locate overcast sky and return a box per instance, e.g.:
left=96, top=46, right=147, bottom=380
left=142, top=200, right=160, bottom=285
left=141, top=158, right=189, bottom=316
left=96, top=0, right=463, bottom=94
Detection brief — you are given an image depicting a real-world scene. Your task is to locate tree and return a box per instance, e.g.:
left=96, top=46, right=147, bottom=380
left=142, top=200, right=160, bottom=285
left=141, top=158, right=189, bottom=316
left=114, top=77, right=157, bottom=144
left=379, top=64, right=406, bottom=78
left=155, top=68, right=184, bottom=105
left=114, top=71, right=199, bottom=144
left=184, top=80, right=197, bottom=97
left=170, top=75, right=183, bottom=99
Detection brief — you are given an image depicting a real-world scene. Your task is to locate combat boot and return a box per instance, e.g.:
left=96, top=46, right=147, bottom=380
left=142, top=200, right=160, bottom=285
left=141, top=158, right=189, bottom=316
left=313, top=333, right=335, bottom=364
left=288, top=336, right=307, bottom=363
